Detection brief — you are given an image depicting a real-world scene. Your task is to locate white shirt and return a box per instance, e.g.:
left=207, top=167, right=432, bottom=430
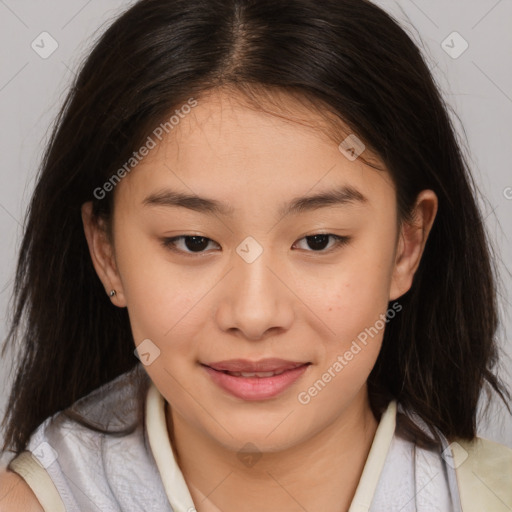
left=8, top=364, right=462, bottom=512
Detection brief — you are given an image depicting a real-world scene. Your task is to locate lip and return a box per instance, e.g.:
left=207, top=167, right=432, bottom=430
left=202, top=360, right=311, bottom=401
left=204, top=358, right=308, bottom=373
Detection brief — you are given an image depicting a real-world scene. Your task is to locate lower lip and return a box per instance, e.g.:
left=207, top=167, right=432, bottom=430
left=202, top=364, right=310, bottom=401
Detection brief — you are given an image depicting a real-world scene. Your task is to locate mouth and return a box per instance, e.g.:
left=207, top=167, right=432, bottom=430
left=201, top=359, right=311, bottom=401
left=216, top=368, right=298, bottom=377
left=203, top=358, right=310, bottom=373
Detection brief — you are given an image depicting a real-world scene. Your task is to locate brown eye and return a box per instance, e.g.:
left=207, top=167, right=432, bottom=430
left=160, top=233, right=350, bottom=257
left=293, top=234, right=350, bottom=253
left=161, top=235, right=220, bottom=254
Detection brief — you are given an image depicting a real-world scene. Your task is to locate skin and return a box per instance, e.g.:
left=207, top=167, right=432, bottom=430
left=0, top=470, right=44, bottom=512
left=81, top=87, right=437, bottom=512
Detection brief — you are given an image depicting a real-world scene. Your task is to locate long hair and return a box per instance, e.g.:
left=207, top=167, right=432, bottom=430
left=2, top=0, right=509, bottom=457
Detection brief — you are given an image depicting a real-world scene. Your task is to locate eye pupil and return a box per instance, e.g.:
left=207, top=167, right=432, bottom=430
left=185, top=236, right=209, bottom=252
left=164, top=233, right=346, bottom=256
left=306, top=234, right=330, bottom=251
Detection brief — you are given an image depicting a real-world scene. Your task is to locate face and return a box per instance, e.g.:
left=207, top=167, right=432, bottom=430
left=82, top=88, right=437, bottom=454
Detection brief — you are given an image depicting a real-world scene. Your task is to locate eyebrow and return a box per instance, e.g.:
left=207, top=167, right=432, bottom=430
left=142, top=185, right=368, bottom=218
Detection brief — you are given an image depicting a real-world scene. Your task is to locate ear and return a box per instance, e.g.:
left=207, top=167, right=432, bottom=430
left=81, top=201, right=127, bottom=307
left=389, top=190, right=438, bottom=301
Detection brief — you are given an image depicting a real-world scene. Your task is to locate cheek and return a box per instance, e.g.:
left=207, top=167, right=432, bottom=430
left=325, top=251, right=393, bottom=320
left=114, top=232, right=202, bottom=345
left=314, top=233, right=395, bottom=363
left=298, top=275, right=388, bottom=408
left=297, top=339, right=381, bottom=417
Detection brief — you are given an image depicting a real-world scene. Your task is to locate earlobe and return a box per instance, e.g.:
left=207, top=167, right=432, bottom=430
left=389, top=190, right=438, bottom=301
left=81, top=201, right=127, bottom=307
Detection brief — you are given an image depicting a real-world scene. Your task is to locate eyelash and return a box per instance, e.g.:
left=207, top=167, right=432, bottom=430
left=160, top=233, right=351, bottom=256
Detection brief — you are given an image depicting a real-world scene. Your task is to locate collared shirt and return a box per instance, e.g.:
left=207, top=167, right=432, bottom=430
left=8, top=364, right=463, bottom=512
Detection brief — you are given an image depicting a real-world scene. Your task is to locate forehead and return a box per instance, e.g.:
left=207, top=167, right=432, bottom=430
left=114, top=88, right=395, bottom=215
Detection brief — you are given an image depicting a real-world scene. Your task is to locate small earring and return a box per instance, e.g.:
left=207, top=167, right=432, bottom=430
left=109, top=289, right=117, bottom=297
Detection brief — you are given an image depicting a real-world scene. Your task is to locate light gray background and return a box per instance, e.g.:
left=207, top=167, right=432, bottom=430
left=1, top=0, right=511, bottom=465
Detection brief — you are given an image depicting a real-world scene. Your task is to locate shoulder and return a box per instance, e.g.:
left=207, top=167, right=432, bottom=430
left=29, top=364, right=148, bottom=453
left=453, top=435, right=512, bottom=467
left=0, top=365, right=149, bottom=512
left=0, top=467, right=44, bottom=512
left=452, top=436, right=512, bottom=512
left=66, top=363, right=149, bottom=430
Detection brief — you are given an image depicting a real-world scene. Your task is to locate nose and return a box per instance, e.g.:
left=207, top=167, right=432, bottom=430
left=214, top=246, right=295, bottom=341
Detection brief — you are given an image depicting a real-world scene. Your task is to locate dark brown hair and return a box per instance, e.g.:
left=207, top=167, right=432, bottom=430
left=1, top=0, right=510, bottom=458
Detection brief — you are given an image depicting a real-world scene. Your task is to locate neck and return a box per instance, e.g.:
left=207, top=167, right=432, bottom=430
left=167, top=388, right=379, bottom=512
left=167, top=389, right=378, bottom=512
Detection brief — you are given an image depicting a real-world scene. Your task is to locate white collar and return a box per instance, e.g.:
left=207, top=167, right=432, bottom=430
left=146, top=381, right=397, bottom=512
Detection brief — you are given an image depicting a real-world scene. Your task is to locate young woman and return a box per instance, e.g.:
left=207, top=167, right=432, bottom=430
left=1, top=0, right=511, bottom=510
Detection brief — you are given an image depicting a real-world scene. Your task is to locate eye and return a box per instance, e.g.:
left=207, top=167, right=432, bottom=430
left=160, top=235, right=220, bottom=255
left=293, top=234, right=351, bottom=253
left=160, top=233, right=350, bottom=256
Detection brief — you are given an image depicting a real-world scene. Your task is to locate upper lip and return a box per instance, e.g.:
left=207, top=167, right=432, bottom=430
left=203, top=358, right=310, bottom=373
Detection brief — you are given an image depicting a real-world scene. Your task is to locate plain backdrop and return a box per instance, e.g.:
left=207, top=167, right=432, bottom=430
left=1, top=0, right=511, bottom=465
